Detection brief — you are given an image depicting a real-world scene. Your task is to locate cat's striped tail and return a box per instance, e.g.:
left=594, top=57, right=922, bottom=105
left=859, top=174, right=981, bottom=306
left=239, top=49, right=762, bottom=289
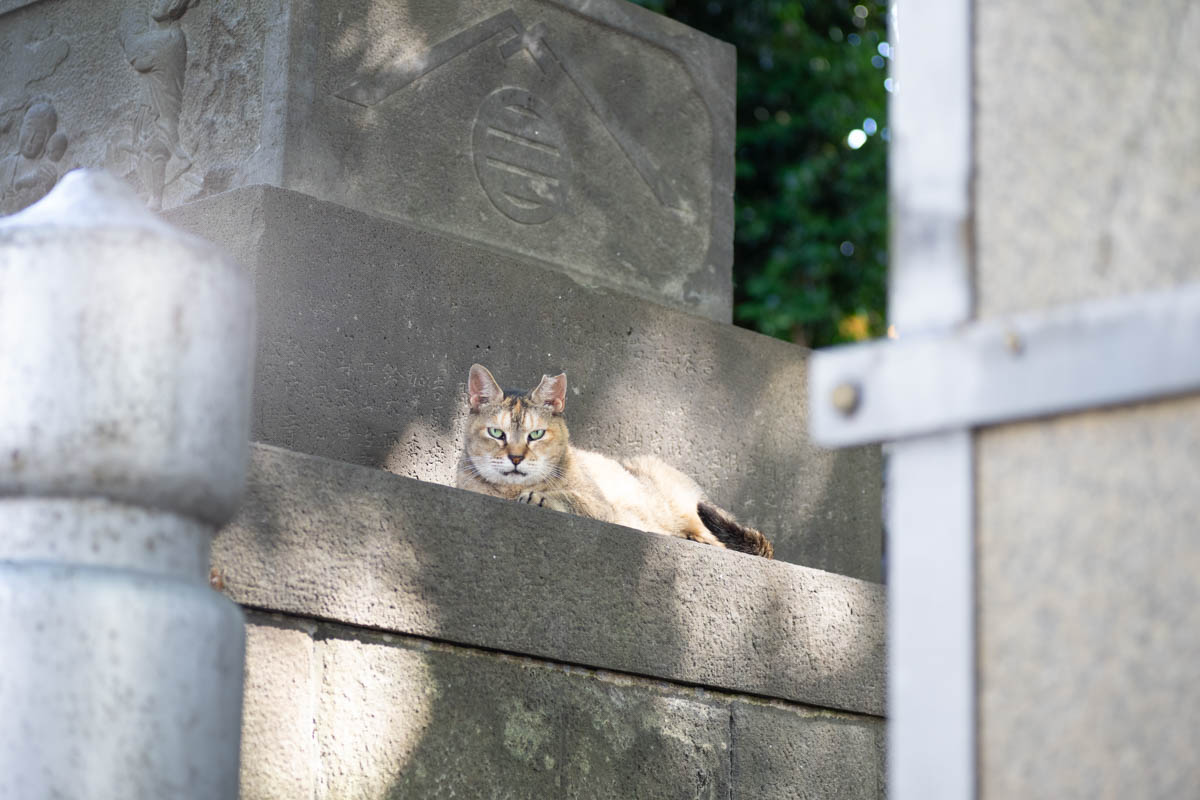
left=697, top=501, right=774, bottom=559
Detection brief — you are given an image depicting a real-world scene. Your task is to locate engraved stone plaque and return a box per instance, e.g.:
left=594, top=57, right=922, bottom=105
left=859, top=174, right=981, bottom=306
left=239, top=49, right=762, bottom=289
left=0, top=0, right=735, bottom=320
left=315, top=1, right=734, bottom=320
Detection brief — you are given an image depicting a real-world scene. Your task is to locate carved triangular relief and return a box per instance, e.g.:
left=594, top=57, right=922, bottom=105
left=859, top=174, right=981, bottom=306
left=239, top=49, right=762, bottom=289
left=334, top=10, right=681, bottom=226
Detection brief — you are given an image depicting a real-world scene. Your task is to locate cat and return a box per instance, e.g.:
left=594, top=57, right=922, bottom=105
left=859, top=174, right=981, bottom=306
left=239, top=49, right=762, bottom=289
left=455, top=364, right=773, bottom=558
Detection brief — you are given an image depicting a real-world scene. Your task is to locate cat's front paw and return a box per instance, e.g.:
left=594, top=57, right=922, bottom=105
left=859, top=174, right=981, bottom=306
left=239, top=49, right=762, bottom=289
left=517, top=490, right=548, bottom=507
left=517, top=491, right=568, bottom=512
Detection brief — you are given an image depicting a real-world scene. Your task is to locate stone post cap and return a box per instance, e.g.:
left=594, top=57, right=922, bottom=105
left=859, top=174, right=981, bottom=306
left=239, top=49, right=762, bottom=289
left=0, top=170, right=256, bottom=526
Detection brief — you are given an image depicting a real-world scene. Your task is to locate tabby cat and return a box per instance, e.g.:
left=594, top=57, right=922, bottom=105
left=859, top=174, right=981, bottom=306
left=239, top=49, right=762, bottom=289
left=455, top=364, right=773, bottom=558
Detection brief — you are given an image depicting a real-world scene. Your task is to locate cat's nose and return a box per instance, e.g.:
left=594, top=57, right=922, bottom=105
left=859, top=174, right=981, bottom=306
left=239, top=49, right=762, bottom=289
left=508, top=453, right=524, bottom=465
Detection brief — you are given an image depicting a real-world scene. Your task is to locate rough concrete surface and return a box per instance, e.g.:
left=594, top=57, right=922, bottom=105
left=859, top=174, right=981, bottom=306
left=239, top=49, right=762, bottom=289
left=977, top=395, right=1200, bottom=799
left=167, top=184, right=883, bottom=580
left=975, top=0, right=1200, bottom=318
left=240, top=618, right=319, bottom=800
left=238, top=611, right=885, bottom=800
left=732, top=701, right=885, bottom=800
left=0, top=0, right=733, bottom=319
left=318, top=631, right=731, bottom=799
left=214, top=444, right=886, bottom=717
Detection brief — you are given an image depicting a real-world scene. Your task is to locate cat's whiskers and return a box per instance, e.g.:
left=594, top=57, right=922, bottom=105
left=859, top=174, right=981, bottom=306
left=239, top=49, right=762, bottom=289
left=538, top=462, right=569, bottom=487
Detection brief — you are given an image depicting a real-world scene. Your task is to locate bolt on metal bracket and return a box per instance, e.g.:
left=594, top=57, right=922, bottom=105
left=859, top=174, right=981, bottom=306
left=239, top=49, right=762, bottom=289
left=810, top=281, right=1200, bottom=448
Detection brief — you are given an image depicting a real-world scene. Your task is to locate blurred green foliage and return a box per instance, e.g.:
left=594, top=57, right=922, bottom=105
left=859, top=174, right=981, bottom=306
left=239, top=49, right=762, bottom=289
left=630, top=0, right=890, bottom=347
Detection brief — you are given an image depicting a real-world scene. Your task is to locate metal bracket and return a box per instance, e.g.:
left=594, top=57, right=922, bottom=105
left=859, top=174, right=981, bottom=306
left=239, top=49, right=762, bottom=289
left=811, top=282, right=1200, bottom=447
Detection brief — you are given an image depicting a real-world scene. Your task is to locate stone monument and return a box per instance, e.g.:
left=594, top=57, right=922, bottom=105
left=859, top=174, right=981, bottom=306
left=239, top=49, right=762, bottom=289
left=0, top=0, right=886, bottom=577
left=2, top=2, right=890, bottom=798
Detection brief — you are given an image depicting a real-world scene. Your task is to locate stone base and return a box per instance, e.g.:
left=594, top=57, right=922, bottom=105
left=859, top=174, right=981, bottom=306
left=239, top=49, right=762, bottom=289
left=239, top=611, right=886, bottom=800
left=223, top=443, right=887, bottom=798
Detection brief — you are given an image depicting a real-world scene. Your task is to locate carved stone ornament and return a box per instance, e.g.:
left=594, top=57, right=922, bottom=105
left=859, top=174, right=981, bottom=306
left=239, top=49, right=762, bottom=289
left=0, top=98, right=66, bottom=215
left=111, top=0, right=195, bottom=210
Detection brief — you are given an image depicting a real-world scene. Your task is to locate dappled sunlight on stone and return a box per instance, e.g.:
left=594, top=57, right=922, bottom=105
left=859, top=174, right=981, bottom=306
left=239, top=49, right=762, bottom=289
left=583, top=305, right=881, bottom=578
left=218, top=445, right=885, bottom=717
left=239, top=622, right=319, bottom=800
left=329, top=2, right=435, bottom=76
left=317, top=637, right=435, bottom=798
left=646, top=535, right=885, bottom=716
left=382, top=417, right=463, bottom=485
left=216, top=447, right=430, bottom=635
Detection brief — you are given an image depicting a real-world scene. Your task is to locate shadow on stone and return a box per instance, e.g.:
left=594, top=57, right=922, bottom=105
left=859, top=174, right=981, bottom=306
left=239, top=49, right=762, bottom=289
left=222, top=442, right=886, bottom=796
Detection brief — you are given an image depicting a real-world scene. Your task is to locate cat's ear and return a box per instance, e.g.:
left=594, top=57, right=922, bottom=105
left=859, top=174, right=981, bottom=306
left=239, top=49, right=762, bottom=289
left=531, top=372, right=567, bottom=414
left=468, top=364, right=504, bottom=411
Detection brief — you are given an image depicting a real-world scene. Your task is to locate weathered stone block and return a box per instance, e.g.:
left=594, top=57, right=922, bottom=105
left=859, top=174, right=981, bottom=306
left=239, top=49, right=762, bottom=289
left=976, top=3, right=1200, bottom=796
left=240, top=617, right=319, bottom=800
left=213, top=443, right=887, bottom=717
left=235, top=613, right=887, bottom=799
left=731, top=701, right=885, bottom=800
left=167, top=184, right=882, bottom=578
left=978, top=395, right=1200, bottom=799
left=0, top=0, right=734, bottom=319
left=976, top=0, right=1200, bottom=319
left=316, top=632, right=732, bottom=799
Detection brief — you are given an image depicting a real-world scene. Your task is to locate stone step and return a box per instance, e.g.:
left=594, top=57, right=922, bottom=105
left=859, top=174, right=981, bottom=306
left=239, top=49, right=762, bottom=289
left=216, top=443, right=886, bottom=718
left=0, top=0, right=733, bottom=320
left=167, top=184, right=883, bottom=580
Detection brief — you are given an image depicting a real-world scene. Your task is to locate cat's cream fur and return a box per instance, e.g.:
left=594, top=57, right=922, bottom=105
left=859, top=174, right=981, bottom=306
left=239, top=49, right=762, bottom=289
left=455, top=364, right=773, bottom=557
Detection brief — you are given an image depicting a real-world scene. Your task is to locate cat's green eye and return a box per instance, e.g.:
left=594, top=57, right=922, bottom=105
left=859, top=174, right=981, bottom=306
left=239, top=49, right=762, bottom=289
left=487, top=427, right=506, bottom=440
left=528, top=429, right=546, bottom=441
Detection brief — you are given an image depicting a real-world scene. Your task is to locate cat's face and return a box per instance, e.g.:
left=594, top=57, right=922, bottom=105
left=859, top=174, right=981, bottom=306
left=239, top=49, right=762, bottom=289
left=462, top=365, right=569, bottom=488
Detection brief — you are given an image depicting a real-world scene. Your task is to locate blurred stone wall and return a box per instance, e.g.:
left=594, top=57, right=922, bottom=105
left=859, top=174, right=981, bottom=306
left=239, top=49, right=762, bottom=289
left=975, top=1, right=1200, bottom=795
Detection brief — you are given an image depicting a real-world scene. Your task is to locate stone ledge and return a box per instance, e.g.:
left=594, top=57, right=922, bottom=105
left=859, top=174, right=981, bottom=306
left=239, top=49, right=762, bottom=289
left=215, top=444, right=886, bottom=717
left=167, top=184, right=882, bottom=580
